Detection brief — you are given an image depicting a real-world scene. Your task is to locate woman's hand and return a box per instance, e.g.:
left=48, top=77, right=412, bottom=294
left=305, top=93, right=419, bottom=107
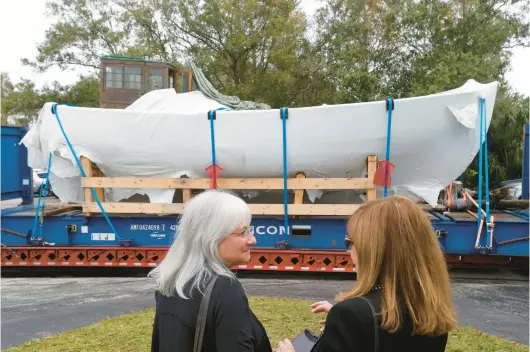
left=277, top=339, right=296, bottom=352
left=311, top=301, right=333, bottom=314
left=310, top=301, right=333, bottom=324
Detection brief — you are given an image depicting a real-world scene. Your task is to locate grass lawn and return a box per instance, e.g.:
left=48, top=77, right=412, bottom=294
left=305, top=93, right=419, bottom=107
left=6, top=297, right=528, bottom=352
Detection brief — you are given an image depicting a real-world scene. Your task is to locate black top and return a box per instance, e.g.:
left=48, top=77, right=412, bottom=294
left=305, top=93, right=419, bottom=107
left=151, top=275, right=272, bottom=352
left=312, top=291, right=448, bottom=352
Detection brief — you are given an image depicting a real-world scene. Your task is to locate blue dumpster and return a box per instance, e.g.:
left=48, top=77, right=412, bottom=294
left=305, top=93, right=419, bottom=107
left=1, top=126, right=33, bottom=204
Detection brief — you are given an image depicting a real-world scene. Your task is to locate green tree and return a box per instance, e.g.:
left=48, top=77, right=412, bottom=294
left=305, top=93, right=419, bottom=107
left=27, top=0, right=337, bottom=108
left=22, top=0, right=163, bottom=72
left=314, top=0, right=529, bottom=101
left=1, top=74, right=44, bottom=126
left=314, top=0, right=529, bottom=187
left=59, top=75, right=100, bottom=107
left=153, top=0, right=335, bottom=107
left=1, top=74, right=100, bottom=127
left=396, top=0, right=529, bottom=97
left=1, top=73, right=15, bottom=125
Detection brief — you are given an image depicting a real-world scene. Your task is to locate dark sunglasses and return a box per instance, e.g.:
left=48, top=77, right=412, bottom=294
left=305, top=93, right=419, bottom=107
left=344, top=235, right=352, bottom=250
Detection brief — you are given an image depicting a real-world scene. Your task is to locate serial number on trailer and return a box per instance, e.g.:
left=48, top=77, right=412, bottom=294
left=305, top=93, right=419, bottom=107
left=128, top=224, right=289, bottom=235
left=129, top=224, right=176, bottom=231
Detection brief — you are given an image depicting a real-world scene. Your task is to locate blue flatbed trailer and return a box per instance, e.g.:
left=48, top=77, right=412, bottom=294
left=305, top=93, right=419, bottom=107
left=1, top=124, right=528, bottom=272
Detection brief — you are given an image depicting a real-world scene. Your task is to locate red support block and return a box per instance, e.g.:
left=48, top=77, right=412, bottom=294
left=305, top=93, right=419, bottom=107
left=373, top=160, right=395, bottom=188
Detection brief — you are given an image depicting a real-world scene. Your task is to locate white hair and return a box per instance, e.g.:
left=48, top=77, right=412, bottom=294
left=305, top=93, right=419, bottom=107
left=148, top=189, right=251, bottom=298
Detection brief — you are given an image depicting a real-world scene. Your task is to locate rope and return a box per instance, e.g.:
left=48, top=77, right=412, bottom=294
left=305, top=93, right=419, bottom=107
left=281, top=107, right=289, bottom=235
left=50, top=104, right=124, bottom=245
left=384, top=98, right=394, bottom=197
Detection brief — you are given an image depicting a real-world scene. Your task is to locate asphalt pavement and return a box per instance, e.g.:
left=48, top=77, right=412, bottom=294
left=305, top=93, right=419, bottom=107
left=1, top=274, right=528, bottom=350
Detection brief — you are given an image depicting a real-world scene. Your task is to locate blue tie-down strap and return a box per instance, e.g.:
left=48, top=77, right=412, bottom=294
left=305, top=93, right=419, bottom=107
left=280, top=107, right=289, bottom=235
left=476, top=98, right=492, bottom=249
left=208, top=110, right=217, bottom=165
left=50, top=103, right=130, bottom=246
left=373, top=98, right=395, bottom=196
left=384, top=98, right=394, bottom=197
left=481, top=98, right=491, bottom=249
left=31, top=153, right=53, bottom=243
left=206, top=110, right=224, bottom=188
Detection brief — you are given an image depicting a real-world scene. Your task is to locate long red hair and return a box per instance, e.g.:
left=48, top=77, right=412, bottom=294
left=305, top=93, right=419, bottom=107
left=337, top=196, right=458, bottom=335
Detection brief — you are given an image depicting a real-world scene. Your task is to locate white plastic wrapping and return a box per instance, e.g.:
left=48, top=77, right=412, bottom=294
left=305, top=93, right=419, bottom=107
left=125, top=89, right=228, bottom=114
left=21, top=80, right=498, bottom=207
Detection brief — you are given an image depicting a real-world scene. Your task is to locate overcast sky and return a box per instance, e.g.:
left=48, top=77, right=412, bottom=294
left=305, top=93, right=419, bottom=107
left=1, top=0, right=528, bottom=96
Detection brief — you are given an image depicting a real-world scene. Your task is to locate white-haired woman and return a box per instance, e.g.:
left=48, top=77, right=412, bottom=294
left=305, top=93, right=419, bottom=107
left=150, top=190, right=272, bottom=352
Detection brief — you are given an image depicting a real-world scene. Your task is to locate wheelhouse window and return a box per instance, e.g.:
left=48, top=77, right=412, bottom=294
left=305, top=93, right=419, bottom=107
left=105, top=65, right=142, bottom=89
left=105, top=65, right=123, bottom=88
left=149, top=69, right=164, bottom=91
left=125, top=67, right=142, bottom=89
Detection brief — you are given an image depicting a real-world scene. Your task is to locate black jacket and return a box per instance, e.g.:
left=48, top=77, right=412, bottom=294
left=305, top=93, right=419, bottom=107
left=312, top=291, right=449, bottom=352
left=151, top=275, right=272, bottom=352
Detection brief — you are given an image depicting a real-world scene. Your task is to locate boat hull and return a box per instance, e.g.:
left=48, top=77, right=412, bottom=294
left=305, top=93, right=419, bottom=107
left=22, top=80, right=498, bottom=206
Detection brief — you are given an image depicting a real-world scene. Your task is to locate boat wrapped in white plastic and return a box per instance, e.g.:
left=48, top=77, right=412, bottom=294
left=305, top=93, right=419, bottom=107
left=21, top=79, right=498, bottom=207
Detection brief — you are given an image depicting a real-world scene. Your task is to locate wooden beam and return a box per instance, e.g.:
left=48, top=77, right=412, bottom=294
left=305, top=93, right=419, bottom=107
left=81, top=176, right=374, bottom=190
left=294, top=173, right=306, bottom=204
left=93, top=166, right=106, bottom=202
left=42, top=205, right=81, bottom=217
left=180, top=176, right=191, bottom=203
left=81, top=156, right=106, bottom=216
left=366, top=155, right=377, bottom=201
left=84, top=202, right=185, bottom=215
left=81, top=156, right=94, bottom=216
left=83, top=202, right=362, bottom=216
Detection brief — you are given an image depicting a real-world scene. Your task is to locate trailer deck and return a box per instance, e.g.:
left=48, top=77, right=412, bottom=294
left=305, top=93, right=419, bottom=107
left=1, top=201, right=528, bottom=271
